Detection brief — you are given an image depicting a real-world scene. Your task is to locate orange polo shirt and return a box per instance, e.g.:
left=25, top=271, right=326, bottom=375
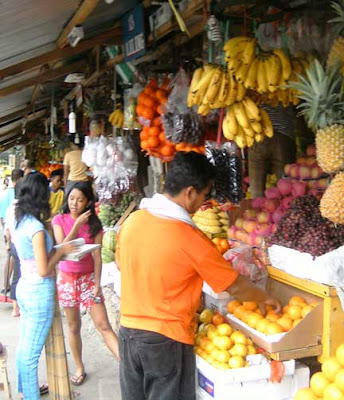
left=116, top=210, right=238, bottom=345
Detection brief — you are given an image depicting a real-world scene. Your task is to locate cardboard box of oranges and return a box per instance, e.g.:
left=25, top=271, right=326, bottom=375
left=226, top=278, right=323, bottom=355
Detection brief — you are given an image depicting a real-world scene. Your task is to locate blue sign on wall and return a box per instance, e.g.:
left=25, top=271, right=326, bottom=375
left=121, top=3, right=146, bottom=61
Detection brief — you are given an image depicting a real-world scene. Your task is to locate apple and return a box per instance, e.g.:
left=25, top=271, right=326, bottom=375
left=257, top=211, right=270, bottom=223
left=299, top=166, right=311, bottom=180
left=289, top=164, right=300, bottom=178
left=227, top=226, right=237, bottom=239
left=243, top=209, right=257, bottom=220
left=243, top=220, right=257, bottom=233
left=263, top=199, right=280, bottom=212
left=235, top=217, right=244, bottom=229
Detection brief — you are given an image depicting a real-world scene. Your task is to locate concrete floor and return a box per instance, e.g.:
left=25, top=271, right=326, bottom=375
left=0, top=227, right=122, bottom=400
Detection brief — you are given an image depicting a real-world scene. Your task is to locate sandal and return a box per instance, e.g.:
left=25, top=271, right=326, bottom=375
left=71, top=372, right=87, bottom=386
left=40, top=384, right=49, bottom=395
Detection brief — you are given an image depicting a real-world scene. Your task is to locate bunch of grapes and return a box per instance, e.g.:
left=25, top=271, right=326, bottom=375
left=207, top=148, right=243, bottom=204
left=270, top=195, right=344, bottom=257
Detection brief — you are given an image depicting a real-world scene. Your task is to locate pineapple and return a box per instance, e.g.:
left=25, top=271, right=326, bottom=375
left=290, top=60, right=344, bottom=174
left=320, top=172, right=344, bottom=224
left=328, top=0, right=344, bottom=72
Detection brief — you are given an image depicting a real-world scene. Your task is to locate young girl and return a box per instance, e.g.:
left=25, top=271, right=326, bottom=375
left=52, top=181, right=119, bottom=386
left=12, top=172, right=76, bottom=400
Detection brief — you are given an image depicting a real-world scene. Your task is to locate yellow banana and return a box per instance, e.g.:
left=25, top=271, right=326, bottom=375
left=216, top=69, right=229, bottom=103
left=242, top=97, right=260, bottom=122
left=224, top=37, right=253, bottom=59
left=223, top=36, right=251, bottom=52
left=243, top=126, right=255, bottom=138
left=256, top=58, right=268, bottom=93
left=246, top=136, right=255, bottom=147
left=259, top=108, right=274, bottom=138
left=235, top=125, right=247, bottom=148
left=235, top=62, right=251, bottom=83
left=241, top=39, right=257, bottom=65
left=225, top=73, right=237, bottom=106
left=197, top=104, right=210, bottom=116
left=266, top=54, right=282, bottom=92
left=203, top=68, right=223, bottom=105
left=192, top=66, right=216, bottom=98
left=254, top=133, right=265, bottom=143
left=273, top=48, right=292, bottom=81
left=251, top=121, right=263, bottom=134
left=243, top=58, right=259, bottom=89
left=222, top=106, right=237, bottom=140
left=188, top=67, right=204, bottom=107
left=233, top=101, right=250, bottom=129
left=227, top=56, right=242, bottom=73
left=235, top=81, right=247, bottom=102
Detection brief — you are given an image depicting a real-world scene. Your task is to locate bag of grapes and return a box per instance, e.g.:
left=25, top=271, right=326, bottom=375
left=206, top=141, right=243, bottom=204
left=162, top=68, right=203, bottom=145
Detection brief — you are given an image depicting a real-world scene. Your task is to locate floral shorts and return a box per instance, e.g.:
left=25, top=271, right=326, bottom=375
left=57, top=271, right=104, bottom=309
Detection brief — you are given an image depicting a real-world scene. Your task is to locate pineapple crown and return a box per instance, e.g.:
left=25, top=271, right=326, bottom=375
left=289, top=59, right=344, bottom=131
left=329, top=0, right=344, bottom=36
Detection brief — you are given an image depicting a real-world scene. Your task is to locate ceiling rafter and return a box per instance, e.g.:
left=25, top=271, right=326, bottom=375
left=56, top=0, right=101, bottom=48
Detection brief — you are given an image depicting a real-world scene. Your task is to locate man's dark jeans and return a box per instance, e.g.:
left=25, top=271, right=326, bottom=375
left=119, top=326, right=196, bottom=400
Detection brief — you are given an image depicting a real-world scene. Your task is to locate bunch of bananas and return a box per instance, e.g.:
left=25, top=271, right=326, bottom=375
left=192, top=207, right=229, bottom=236
left=108, top=109, right=124, bottom=128
left=187, top=65, right=247, bottom=116
left=222, top=97, right=273, bottom=148
left=257, top=55, right=312, bottom=107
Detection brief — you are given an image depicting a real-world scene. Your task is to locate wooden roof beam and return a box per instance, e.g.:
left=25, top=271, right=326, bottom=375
left=56, top=0, right=101, bottom=49
left=0, top=102, right=49, bottom=125
left=0, top=60, right=87, bottom=98
left=0, top=28, right=121, bottom=80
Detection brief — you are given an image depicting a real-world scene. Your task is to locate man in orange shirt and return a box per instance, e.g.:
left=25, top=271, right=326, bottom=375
left=116, top=152, right=280, bottom=400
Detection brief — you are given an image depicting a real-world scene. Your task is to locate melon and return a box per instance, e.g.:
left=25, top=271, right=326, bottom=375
left=102, top=230, right=117, bottom=252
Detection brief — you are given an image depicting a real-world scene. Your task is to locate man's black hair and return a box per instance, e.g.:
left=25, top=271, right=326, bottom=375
left=164, top=151, right=216, bottom=196
left=50, top=168, right=63, bottom=179
left=11, top=168, right=24, bottom=183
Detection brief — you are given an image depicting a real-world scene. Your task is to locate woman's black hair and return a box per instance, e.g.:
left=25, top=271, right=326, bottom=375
left=164, top=151, right=216, bottom=196
left=15, top=172, right=50, bottom=226
left=62, top=181, right=102, bottom=238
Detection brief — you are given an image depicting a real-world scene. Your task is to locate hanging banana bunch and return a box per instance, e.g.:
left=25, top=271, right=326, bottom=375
left=108, top=109, right=124, bottom=128
left=222, top=96, right=273, bottom=148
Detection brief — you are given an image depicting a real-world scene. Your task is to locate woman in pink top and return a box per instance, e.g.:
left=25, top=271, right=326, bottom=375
left=52, top=182, right=119, bottom=386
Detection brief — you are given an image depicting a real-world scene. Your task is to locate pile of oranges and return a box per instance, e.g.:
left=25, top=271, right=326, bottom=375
left=212, top=237, right=230, bottom=254
left=194, top=308, right=257, bottom=370
left=294, top=343, right=344, bottom=400
left=175, top=142, right=206, bottom=154
left=137, top=79, right=176, bottom=160
left=227, top=295, right=318, bottom=335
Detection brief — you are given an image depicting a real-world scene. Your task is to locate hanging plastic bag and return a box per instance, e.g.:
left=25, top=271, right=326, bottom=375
left=162, top=69, right=203, bottom=145
left=206, top=141, right=243, bottom=204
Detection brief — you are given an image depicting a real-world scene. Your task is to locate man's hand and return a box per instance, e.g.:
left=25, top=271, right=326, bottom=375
left=258, top=298, right=282, bottom=316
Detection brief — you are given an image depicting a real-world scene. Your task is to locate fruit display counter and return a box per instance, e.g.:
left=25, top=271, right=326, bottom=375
left=267, top=266, right=344, bottom=363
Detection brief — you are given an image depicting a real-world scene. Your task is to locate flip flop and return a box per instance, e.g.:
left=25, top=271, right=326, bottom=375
left=39, top=384, right=49, bottom=395
left=71, top=372, right=87, bottom=386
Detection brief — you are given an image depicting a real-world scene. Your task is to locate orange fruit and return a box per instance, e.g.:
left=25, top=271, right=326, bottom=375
left=246, top=313, right=263, bottom=329
left=207, top=329, right=218, bottom=341
left=212, top=237, right=221, bottom=245
left=142, top=108, right=155, bottom=121
left=256, top=318, right=270, bottom=333
left=266, top=313, right=280, bottom=322
left=199, top=309, right=214, bottom=324
left=336, top=344, right=344, bottom=367
left=265, top=305, right=274, bottom=312
left=199, top=337, right=211, bottom=351
left=216, top=336, right=232, bottom=350
left=230, top=343, right=248, bottom=357
left=220, top=239, right=230, bottom=251
left=289, top=295, right=307, bottom=306
left=247, top=345, right=257, bottom=355
left=212, top=313, right=225, bottom=326
left=217, top=323, right=233, bottom=337
left=255, top=308, right=263, bottom=315
left=148, top=126, right=160, bottom=136
left=323, top=382, right=344, bottom=400
left=204, top=323, right=216, bottom=334
left=231, top=331, right=247, bottom=345
left=310, top=372, right=329, bottom=397
left=136, top=104, right=145, bottom=116
left=227, top=300, right=242, bottom=314
left=294, top=388, right=318, bottom=400
left=228, top=355, right=245, bottom=369
left=140, top=140, right=149, bottom=150
left=293, top=318, right=302, bottom=328
left=276, top=316, right=293, bottom=332
left=243, top=301, right=258, bottom=311
left=233, top=305, right=246, bottom=319
left=140, top=130, right=149, bottom=140
left=301, top=305, right=314, bottom=318
left=283, top=305, right=290, bottom=314
left=147, top=136, right=159, bottom=148
left=265, top=322, right=284, bottom=335
left=335, top=368, right=344, bottom=392
left=287, top=305, right=303, bottom=320
left=322, top=357, right=342, bottom=382
left=195, top=333, right=206, bottom=346
left=160, top=144, right=174, bottom=157
left=216, top=350, right=230, bottom=363
left=241, top=310, right=253, bottom=324
left=205, top=341, right=216, bottom=354
left=210, top=348, right=220, bottom=360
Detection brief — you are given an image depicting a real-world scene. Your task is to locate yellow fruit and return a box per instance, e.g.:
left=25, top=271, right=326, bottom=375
left=241, top=310, right=253, bottom=324
left=218, top=362, right=231, bottom=370
left=246, top=313, right=263, bottom=329
left=276, top=316, right=293, bottom=332
left=243, top=301, right=258, bottom=311
left=293, top=318, right=302, bottom=328
left=337, top=345, right=344, bottom=366
left=199, top=309, right=214, bottom=323
left=234, top=305, right=247, bottom=319
left=205, top=341, right=216, bottom=354
left=227, top=299, right=242, bottom=314
left=320, top=172, right=344, bottom=225
left=210, top=348, right=220, bottom=360
left=232, top=331, right=247, bottom=345
left=287, top=305, right=303, bottom=321
left=247, top=345, right=257, bottom=355
left=204, top=323, right=216, bottom=334
left=323, top=383, right=344, bottom=400
left=216, top=349, right=230, bottom=363
left=294, top=388, right=318, bottom=400
left=228, top=355, right=245, bottom=369
left=256, top=318, right=270, bottom=333
left=301, top=305, right=314, bottom=318
left=310, top=372, right=330, bottom=397
left=217, top=323, right=233, bottom=337
left=335, top=369, right=344, bottom=392
left=204, top=354, right=215, bottom=364
left=200, top=337, right=212, bottom=351
left=207, top=329, right=218, bottom=341
left=289, top=295, right=307, bottom=306
left=265, top=322, right=284, bottom=335
left=198, top=322, right=210, bottom=333
left=247, top=338, right=253, bottom=345
left=195, top=333, right=206, bottom=346
left=216, top=336, right=233, bottom=350
left=322, top=358, right=342, bottom=382
left=230, top=343, right=248, bottom=357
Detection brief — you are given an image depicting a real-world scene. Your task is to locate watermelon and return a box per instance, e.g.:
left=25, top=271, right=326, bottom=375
left=102, top=230, right=117, bottom=252
left=101, top=248, right=115, bottom=264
